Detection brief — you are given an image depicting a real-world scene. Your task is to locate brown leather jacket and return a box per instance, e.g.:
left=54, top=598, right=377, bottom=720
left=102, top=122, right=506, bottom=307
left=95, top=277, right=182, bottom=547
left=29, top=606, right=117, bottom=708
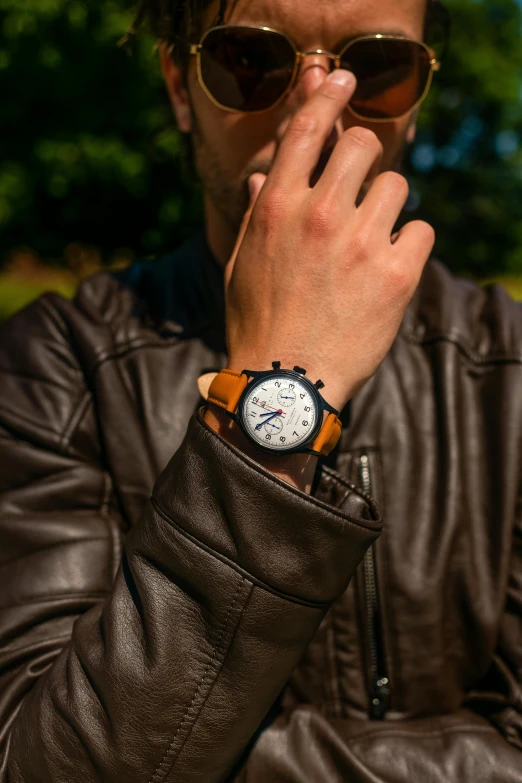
left=1, top=233, right=522, bottom=782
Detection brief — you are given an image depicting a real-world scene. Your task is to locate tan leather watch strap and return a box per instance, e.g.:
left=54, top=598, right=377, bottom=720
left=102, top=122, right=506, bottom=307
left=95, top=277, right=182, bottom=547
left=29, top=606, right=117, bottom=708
left=206, top=369, right=342, bottom=456
left=207, top=369, right=248, bottom=413
left=312, top=413, right=342, bottom=456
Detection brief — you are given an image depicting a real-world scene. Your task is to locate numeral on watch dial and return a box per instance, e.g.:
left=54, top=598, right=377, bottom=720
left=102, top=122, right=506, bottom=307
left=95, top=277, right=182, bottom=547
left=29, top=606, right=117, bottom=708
left=242, top=376, right=318, bottom=451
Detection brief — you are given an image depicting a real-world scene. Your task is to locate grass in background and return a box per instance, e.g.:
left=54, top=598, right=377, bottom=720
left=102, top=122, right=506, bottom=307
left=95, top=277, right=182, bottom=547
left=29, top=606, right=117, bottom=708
left=0, top=246, right=132, bottom=322
left=1, top=247, right=521, bottom=325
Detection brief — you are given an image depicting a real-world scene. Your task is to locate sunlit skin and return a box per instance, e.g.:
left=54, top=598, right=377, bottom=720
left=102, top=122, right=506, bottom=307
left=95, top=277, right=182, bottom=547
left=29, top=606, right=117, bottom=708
left=160, top=0, right=426, bottom=267
left=159, top=0, right=434, bottom=492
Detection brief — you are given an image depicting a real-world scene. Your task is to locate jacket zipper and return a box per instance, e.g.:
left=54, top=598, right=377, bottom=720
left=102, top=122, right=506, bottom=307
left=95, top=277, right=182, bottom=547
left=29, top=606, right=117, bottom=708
left=358, top=454, right=390, bottom=719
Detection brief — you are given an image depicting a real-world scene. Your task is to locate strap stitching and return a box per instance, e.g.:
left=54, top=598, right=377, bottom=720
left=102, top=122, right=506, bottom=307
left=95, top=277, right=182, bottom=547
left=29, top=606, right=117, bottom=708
left=207, top=395, right=228, bottom=410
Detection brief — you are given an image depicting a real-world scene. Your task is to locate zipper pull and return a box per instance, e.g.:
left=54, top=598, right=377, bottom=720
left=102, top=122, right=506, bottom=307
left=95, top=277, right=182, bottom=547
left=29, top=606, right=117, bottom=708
left=369, top=676, right=390, bottom=720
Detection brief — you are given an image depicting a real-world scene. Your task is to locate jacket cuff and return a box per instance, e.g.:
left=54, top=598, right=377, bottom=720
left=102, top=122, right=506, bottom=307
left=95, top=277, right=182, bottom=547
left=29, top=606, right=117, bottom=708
left=152, top=411, right=382, bottom=605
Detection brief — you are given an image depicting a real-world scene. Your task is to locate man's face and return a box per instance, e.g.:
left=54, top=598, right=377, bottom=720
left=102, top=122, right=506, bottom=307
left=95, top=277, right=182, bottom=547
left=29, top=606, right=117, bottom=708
left=161, top=0, right=427, bottom=256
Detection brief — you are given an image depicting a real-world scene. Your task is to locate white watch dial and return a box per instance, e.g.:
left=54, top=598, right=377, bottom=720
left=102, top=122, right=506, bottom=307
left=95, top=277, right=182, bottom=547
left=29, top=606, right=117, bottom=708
left=241, top=375, right=319, bottom=451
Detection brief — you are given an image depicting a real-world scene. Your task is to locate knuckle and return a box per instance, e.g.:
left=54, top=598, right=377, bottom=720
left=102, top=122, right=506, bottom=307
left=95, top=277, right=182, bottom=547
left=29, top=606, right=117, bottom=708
left=400, top=220, right=436, bottom=258
left=346, top=126, right=382, bottom=155
left=386, top=263, right=412, bottom=297
left=305, top=201, right=332, bottom=237
left=256, top=189, right=287, bottom=227
left=288, top=112, right=321, bottom=138
left=349, top=230, right=373, bottom=262
left=378, top=171, right=409, bottom=200
left=415, top=220, right=436, bottom=245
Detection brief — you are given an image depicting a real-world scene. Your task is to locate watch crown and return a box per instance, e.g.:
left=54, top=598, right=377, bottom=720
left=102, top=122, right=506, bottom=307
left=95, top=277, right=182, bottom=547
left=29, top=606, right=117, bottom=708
left=272, top=361, right=281, bottom=370
left=293, top=366, right=306, bottom=375
left=314, top=379, right=325, bottom=390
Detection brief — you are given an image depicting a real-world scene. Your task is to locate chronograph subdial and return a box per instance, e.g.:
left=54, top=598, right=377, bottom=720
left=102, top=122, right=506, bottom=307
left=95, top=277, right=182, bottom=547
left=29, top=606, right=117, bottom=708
left=263, top=416, right=283, bottom=435
left=277, top=387, right=296, bottom=407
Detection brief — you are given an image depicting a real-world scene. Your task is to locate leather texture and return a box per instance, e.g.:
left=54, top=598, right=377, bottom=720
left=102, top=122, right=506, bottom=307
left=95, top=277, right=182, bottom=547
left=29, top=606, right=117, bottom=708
left=207, top=368, right=342, bottom=456
left=208, top=368, right=248, bottom=412
left=311, top=411, right=342, bottom=457
left=0, top=232, right=521, bottom=782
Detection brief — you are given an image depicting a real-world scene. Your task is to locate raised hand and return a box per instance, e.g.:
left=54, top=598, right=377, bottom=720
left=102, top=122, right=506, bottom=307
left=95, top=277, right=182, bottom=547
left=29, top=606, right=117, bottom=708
left=225, top=70, right=435, bottom=412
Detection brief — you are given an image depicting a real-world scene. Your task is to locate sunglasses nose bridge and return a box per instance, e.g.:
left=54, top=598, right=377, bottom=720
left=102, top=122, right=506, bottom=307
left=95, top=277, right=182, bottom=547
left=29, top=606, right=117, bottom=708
left=297, top=50, right=341, bottom=71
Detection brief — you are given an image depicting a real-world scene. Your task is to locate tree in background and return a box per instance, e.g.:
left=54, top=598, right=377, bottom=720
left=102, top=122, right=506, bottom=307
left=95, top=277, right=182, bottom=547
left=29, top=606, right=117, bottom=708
left=405, top=0, right=522, bottom=278
left=0, top=0, right=521, bottom=279
left=0, top=0, right=199, bottom=265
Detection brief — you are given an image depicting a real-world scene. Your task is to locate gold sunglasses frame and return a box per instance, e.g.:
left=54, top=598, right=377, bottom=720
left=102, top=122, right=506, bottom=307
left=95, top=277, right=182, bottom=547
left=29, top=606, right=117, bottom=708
left=189, top=25, right=440, bottom=122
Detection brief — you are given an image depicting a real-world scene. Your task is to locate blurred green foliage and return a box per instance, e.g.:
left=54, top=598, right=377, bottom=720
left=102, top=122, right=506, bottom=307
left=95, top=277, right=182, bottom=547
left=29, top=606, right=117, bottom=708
left=0, top=0, right=201, bottom=263
left=0, top=0, right=521, bottom=278
left=0, top=273, right=74, bottom=321
left=405, top=0, right=522, bottom=277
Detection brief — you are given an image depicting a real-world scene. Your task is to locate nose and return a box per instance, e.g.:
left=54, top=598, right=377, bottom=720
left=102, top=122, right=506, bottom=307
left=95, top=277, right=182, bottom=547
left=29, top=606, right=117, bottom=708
left=294, top=53, right=336, bottom=104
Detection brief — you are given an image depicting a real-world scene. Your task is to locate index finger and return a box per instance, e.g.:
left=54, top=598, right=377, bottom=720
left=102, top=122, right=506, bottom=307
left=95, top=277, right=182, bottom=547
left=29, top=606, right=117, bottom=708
left=269, top=70, right=356, bottom=191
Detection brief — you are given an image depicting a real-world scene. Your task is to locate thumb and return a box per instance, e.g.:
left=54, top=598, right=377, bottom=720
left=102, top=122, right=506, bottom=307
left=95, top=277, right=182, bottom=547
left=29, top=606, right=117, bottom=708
left=225, top=173, right=267, bottom=289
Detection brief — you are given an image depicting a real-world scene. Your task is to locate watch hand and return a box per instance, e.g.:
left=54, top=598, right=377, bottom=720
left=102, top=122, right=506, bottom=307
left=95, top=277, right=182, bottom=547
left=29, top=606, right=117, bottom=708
left=255, top=410, right=282, bottom=430
left=253, top=401, right=285, bottom=413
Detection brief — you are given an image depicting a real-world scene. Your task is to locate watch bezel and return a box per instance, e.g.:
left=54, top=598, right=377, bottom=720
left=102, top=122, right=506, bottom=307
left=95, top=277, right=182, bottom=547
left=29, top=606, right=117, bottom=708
left=237, top=369, right=324, bottom=455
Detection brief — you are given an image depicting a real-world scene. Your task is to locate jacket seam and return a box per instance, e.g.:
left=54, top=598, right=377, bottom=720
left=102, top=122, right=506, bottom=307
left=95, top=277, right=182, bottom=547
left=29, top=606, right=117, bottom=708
left=148, top=576, right=252, bottom=783
left=0, top=390, right=90, bottom=451
left=151, top=497, right=332, bottom=609
left=403, top=329, right=522, bottom=366
left=325, top=605, right=343, bottom=719
left=0, top=536, right=111, bottom=572
left=37, top=296, right=100, bottom=447
left=60, top=391, right=92, bottom=450
left=0, top=403, right=64, bottom=439
left=0, top=368, right=73, bottom=394
left=1, top=591, right=109, bottom=610
left=88, top=338, right=184, bottom=380
left=2, top=634, right=73, bottom=659
left=99, top=472, right=124, bottom=579
left=346, top=724, right=498, bottom=744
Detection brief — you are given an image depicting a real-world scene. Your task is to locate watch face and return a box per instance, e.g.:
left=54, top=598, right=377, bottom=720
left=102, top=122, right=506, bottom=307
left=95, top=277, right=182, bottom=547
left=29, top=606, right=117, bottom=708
left=239, top=372, right=321, bottom=453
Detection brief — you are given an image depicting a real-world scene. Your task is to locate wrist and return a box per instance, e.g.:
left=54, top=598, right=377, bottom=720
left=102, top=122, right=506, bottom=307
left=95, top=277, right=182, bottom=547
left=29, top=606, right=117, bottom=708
left=203, top=403, right=318, bottom=493
left=227, top=356, right=349, bottom=413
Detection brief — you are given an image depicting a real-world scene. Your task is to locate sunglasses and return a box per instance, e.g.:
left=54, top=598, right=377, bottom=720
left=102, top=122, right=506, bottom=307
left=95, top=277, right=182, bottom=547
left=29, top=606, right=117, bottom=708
left=188, top=26, right=441, bottom=122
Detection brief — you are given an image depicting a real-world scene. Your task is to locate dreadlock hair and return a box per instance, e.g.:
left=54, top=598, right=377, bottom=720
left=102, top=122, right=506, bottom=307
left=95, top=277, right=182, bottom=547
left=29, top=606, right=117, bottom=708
left=124, top=0, right=450, bottom=69
left=123, top=0, right=228, bottom=64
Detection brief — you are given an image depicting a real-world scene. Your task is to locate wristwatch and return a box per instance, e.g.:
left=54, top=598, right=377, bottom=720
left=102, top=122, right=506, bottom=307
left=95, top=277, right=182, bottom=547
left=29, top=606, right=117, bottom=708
left=206, top=361, right=342, bottom=456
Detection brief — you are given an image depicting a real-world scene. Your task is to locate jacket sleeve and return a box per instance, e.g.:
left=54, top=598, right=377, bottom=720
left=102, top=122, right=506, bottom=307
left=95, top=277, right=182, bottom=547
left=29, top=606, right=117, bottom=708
left=0, top=299, right=382, bottom=783
left=232, top=511, right=522, bottom=783
left=233, top=509, right=522, bottom=783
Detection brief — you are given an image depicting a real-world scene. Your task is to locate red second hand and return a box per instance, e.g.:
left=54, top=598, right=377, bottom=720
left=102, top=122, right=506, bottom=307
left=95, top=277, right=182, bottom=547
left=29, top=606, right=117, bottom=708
left=253, top=401, right=286, bottom=415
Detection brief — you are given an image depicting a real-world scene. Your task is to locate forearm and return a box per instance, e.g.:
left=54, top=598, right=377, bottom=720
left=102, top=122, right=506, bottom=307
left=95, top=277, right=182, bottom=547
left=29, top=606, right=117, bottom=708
left=5, top=413, right=381, bottom=783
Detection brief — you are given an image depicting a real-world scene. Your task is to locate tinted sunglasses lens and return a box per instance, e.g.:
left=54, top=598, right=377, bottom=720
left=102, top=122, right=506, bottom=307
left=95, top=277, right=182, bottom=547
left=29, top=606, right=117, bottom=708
left=341, top=39, right=432, bottom=119
left=199, top=27, right=296, bottom=111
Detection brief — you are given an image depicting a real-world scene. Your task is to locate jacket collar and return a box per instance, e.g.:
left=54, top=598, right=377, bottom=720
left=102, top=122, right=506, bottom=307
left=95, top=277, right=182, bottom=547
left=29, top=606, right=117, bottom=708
left=131, top=231, right=227, bottom=353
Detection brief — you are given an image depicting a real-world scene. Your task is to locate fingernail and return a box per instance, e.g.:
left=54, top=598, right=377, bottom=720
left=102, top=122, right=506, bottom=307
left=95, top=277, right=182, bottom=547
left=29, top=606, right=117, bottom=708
left=248, top=176, right=256, bottom=199
left=329, top=69, right=355, bottom=87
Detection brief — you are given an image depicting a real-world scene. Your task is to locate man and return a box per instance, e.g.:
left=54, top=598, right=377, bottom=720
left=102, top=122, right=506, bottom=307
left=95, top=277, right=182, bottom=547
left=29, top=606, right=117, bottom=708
left=1, top=0, right=521, bottom=780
